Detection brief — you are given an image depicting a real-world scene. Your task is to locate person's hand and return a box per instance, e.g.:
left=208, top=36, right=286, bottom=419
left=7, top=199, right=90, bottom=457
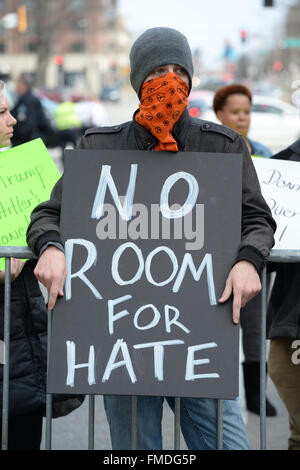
left=218, top=260, right=262, bottom=324
left=0, top=258, right=25, bottom=283
left=34, top=246, right=67, bottom=310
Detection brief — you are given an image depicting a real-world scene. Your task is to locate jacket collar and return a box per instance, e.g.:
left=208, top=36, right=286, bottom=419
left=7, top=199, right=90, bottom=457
left=132, top=108, right=191, bottom=150
left=289, top=138, right=300, bottom=156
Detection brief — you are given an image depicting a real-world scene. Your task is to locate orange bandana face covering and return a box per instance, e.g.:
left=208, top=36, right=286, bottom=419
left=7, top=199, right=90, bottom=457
left=135, top=72, right=189, bottom=151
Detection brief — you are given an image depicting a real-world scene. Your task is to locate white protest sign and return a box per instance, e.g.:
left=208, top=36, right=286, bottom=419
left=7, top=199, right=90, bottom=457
left=252, top=157, right=300, bottom=249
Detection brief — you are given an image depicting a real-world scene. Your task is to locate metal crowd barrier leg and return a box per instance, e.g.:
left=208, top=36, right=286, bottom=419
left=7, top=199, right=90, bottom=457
left=46, top=308, right=53, bottom=450
left=217, top=400, right=223, bottom=450
left=45, top=391, right=52, bottom=449
left=131, top=395, right=137, bottom=450
left=1, top=258, right=11, bottom=450
left=88, top=395, right=95, bottom=450
left=174, top=397, right=181, bottom=449
left=260, top=267, right=267, bottom=450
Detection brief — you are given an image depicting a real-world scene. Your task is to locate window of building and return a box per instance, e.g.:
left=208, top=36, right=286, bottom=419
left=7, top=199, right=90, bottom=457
left=70, top=18, right=88, bottom=32
left=64, top=70, right=86, bottom=87
left=69, top=41, right=86, bottom=53
left=27, top=41, right=38, bottom=52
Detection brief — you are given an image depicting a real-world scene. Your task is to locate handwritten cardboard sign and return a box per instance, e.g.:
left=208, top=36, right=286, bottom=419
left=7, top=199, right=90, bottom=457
left=0, top=138, right=61, bottom=270
left=252, top=157, right=300, bottom=249
left=48, top=149, right=242, bottom=399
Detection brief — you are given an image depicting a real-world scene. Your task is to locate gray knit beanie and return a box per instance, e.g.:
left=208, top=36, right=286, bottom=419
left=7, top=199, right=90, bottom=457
left=130, top=27, right=194, bottom=97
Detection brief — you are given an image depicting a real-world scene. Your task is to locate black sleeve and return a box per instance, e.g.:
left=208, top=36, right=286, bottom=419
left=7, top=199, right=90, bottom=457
left=231, top=136, right=276, bottom=272
left=26, top=136, right=89, bottom=256
left=26, top=177, right=63, bottom=256
left=35, top=99, right=51, bottom=132
left=11, top=97, right=38, bottom=142
left=271, top=147, right=292, bottom=160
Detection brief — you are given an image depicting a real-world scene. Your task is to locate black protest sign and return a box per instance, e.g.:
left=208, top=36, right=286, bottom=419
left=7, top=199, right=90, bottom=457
left=47, top=149, right=242, bottom=399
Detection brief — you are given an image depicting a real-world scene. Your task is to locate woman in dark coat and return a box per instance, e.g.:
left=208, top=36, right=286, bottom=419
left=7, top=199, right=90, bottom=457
left=0, top=80, right=48, bottom=450
left=0, top=80, right=84, bottom=450
left=0, top=261, right=48, bottom=450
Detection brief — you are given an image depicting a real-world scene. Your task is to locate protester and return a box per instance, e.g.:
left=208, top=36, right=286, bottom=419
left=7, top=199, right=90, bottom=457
left=213, top=84, right=272, bottom=157
left=0, top=80, right=83, bottom=450
left=52, top=97, right=110, bottom=163
left=10, top=72, right=50, bottom=146
left=0, top=80, right=47, bottom=450
left=74, top=95, right=110, bottom=129
left=53, top=101, right=81, bottom=161
left=213, top=84, right=276, bottom=417
left=267, top=138, right=300, bottom=449
left=26, top=27, right=276, bottom=450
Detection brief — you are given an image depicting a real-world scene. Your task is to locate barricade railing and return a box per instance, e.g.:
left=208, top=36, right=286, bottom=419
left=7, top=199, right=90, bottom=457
left=1, top=246, right=299, bottom=450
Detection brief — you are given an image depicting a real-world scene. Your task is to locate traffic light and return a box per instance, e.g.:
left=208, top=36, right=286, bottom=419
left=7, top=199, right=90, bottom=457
left=273, top=61, right=283, bottom=72
left=264, top=0, right=274, bottom=6
left=54, top=56, right=64, bottom=86
left=54, top=55, right=64, bottom=66
left=240, top=30, right=248, bottom=44
left=17, top=5, right=27, bottom=33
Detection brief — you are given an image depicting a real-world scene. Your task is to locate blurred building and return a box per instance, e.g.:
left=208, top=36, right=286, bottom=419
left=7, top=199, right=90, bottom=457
left=282, top=0, right=300, bottom=77
left=0, top=0, right=131, bottom=93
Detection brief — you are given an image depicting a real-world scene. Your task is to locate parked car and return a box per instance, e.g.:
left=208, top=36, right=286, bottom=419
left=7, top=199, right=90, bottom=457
left=37, top=88, right=64, bottom=103
left=201, top=95, right=300, bottom=154
left=252, top=81, right=281, bottom=98
left=100, top=85, right=120, bottom=102
left=188, top=90, right=213, bottom=119
left=188, top=99, right=209, bottom=118
left=248, top=96, right=300, bottom=154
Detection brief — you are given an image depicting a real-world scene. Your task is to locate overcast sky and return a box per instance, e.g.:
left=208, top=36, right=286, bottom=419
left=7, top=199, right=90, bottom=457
left=118, top=0, right=294, bottom=67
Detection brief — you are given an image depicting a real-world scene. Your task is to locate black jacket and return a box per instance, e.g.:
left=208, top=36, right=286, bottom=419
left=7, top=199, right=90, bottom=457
left=11, top=91, right=50, bottom=147
left=267, top=139, right=300, bottom=339
left=0, top=260, right=47, bottom=417
left=26, top=110, right=276, bottom=272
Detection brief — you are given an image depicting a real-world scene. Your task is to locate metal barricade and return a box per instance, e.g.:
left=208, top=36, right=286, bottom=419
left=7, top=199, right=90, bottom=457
left=1, top=246, right=299, bottom=450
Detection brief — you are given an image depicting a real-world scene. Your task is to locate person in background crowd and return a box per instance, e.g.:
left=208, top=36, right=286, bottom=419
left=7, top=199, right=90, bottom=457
left=0, top=79, right=47, bottom=450
left=52, top=101, right=81, bottom=162
left=10, top=73, right=50, bottom=147
left=26, top=27, right=276, bottom=450
left=212, top=84, right=277, bottom=417
left=267, top=138, right=300, bottom=449
left=75, top=94, right=110, bottom=129
left=213, top=84, right=272, bottom=158
left=0, top=80, right=83, bottom=450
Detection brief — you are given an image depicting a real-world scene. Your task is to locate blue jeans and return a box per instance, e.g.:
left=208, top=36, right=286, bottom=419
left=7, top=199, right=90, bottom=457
left=103, top=395, right=250, bottom=450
